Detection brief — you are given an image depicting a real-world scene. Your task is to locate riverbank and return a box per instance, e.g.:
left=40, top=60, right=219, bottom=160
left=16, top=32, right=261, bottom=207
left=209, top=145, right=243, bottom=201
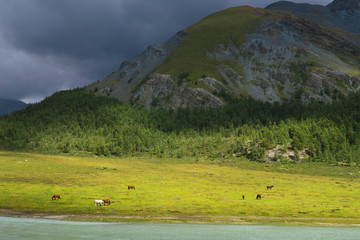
left=2, top=209, right=360, bottom=227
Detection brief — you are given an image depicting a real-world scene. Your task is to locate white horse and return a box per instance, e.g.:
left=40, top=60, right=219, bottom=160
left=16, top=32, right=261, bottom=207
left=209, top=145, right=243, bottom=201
left=94, top=200, right=104, bottom=206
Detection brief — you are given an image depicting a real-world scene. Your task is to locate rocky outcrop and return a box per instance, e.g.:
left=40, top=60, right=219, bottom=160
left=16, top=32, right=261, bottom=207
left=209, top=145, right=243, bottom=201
left=132, top=73, right=224, bottom=109
left=265, top=145, right=309, bottom=162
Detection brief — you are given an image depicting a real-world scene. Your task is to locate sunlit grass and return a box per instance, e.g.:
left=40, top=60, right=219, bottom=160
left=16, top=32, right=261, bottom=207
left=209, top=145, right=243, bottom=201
left=0, top=151, right=360, bottom=223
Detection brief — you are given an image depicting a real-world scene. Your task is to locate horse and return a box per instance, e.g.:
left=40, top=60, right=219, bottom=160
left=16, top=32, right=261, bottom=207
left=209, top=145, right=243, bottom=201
left=256, top=194, right=261, bottom=200
left=103, top=199, right=111, bottom=205
left=128, top=185, right=135, bottom=190
left=242, top=195, right=245, bottom=200
left=94, top=200, right=104, bottom=206
left=52, top=195, right=60, bottom=200
left=267, top=185, right=274, bottom=190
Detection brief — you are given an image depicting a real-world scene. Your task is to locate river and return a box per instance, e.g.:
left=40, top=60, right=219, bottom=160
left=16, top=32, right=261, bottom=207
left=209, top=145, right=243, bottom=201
left=1, top=216, right=359, bottom=240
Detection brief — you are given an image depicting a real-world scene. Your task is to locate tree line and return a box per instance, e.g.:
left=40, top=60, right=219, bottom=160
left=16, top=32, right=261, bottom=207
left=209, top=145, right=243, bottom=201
left=0, top=88, right=359, bottom=164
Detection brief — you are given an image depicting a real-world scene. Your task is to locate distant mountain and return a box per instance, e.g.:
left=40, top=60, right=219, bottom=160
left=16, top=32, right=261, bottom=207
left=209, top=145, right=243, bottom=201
left=87, top=0, right=360, bottom=109
left=266, top=0, right=360, bottom=34
left=0, top=99, right=27, bottom=116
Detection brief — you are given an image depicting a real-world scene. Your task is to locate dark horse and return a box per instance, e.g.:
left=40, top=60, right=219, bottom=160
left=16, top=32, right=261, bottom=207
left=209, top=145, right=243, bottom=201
left=52, top=195, right=60, bottom=200
left=103, top=199, right=111, bottom=205
left=256, top=194, right=261, bottom=200
left=267, top=185, right=274, bottom=190
left=128, top=186, right=135, bottom=190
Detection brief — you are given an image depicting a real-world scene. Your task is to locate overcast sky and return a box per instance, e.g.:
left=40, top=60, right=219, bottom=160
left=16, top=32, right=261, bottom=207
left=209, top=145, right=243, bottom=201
left=0, top=0, right=333, bottom=103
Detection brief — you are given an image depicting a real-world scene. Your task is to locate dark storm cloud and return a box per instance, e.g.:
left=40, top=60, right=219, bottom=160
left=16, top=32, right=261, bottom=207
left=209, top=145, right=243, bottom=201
left=0, top=0, right=332, bottom=103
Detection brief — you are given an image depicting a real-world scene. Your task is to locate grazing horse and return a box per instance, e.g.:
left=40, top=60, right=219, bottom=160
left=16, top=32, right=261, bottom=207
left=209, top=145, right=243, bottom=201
left=267, top=185, right=274, bottom=190
left=256, top=194, right=261, bottom=200
left=94, top=200, right=104, bottom=206
left=103, top=199, right=111, bottom=205
left=128, top=185, right=135, bottom=190
left=52, top=195, right=60, bottom=200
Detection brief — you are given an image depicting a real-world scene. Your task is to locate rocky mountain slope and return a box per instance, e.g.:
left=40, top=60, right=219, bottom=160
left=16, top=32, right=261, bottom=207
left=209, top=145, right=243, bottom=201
left=266, top=0, right=360, bottom=34
left=0, top=99, right=27, bottom=116
left=87, top=0, right=360, bottom=109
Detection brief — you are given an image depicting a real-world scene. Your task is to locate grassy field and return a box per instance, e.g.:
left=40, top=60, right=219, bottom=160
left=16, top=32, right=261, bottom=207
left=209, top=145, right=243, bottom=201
left=1, top=151, right=360, bottom=225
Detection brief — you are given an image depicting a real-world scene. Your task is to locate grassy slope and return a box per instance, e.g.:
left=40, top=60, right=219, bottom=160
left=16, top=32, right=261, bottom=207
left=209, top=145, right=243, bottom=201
left=1, top=151, right=360, bottom=225
left=153, top=5, right=360, bottom=96
left=153, top=6, right=267, bottom=85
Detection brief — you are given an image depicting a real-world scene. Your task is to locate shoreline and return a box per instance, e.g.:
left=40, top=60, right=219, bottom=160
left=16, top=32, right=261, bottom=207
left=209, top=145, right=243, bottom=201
left=1, top=209, right=360, bottom=227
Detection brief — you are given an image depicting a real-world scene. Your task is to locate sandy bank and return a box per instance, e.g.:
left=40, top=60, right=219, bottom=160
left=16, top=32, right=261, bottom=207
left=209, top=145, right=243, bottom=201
left=1, top=209, right=360, bottom=227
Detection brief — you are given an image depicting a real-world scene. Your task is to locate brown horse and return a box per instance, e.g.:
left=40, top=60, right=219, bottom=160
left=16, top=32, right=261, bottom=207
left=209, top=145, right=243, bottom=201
left=103, top=199, right=111, bottom=205
left=256, top=194, right=261, bottom=200
left=52, top=195, right=60, bottom=200
left=242, top=195, right=245, bottom=200
left=267, top=185, right=274, bottom=190
left=128, top=186, right=135, bottom=190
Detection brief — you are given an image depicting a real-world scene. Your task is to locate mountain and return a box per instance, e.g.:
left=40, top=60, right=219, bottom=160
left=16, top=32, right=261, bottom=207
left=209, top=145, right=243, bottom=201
left=1, top=1, right=360, bottom=165
left=87, top=1, right=360, bottom=109
left=0, top=99, right=27, bottom=116
left=266, top=0, right=360, bottom=34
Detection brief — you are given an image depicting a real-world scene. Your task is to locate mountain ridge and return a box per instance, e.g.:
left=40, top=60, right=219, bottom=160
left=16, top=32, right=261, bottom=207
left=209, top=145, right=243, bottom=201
left=0, top=99, right=27, bottom=116
left=266, top=0, right=360, bottom=34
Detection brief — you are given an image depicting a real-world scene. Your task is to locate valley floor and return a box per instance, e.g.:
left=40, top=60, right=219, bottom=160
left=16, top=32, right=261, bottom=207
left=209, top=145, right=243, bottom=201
left=1, top=151, right=360, bottom=226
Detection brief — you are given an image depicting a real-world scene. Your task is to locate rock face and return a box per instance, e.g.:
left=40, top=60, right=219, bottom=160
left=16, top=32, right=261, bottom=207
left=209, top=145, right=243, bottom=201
left=132, top=73, right=224, bottom=110
left=86, top=1, right=360, bottom=109
left=231, top=15, right=360, bottom=102
left=328, top=0, right=360, bottom=14
left=267, top=0, right=360, bottom=34
left=328, top=0, right=360, bottom=33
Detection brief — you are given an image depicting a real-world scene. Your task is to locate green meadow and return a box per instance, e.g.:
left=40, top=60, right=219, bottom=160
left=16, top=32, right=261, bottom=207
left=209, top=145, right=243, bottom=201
left=1, top=151, right=360, bottom=225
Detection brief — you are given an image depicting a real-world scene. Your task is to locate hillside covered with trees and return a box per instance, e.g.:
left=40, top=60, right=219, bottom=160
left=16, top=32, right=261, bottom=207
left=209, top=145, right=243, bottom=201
left=0, top=88, right=359, bottom=165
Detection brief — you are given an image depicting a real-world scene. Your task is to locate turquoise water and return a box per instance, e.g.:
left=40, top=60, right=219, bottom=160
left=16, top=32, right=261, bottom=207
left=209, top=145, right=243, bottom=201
left=0, top=216, right=359, bottom=240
